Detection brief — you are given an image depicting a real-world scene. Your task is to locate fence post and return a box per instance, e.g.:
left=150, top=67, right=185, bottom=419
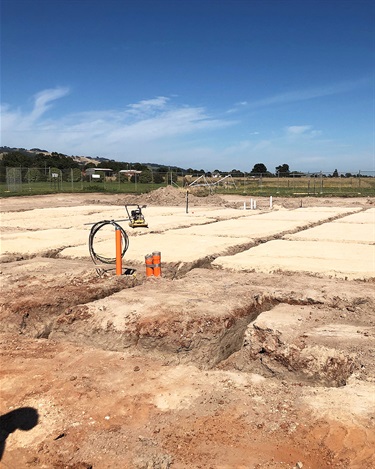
left=277, top=172, right=280, bottom=193
left=307, top=172, right=310, bottom=195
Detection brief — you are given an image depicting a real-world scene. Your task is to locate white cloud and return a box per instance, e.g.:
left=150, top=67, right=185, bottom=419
left=286, top=125, right=312, bottom=135
left=1, top=87, right=70, bottom=135
left=1, top=86, right=371, bottom=172
left=285, top=125, right=322, bottom=138
left=29, top=87, right=70, bottom=121
left=226, top=100, right=249, bottom=114
left=1, top=89, right=234, bottom=158
left=127, top=96, right=169, bottom=116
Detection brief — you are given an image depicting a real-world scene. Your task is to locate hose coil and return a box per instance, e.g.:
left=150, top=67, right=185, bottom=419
left=89, top=220, right=129, bottom=265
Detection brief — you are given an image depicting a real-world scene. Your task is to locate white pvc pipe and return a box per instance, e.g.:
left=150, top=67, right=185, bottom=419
left=243, top=202, right=246, bottom=210
left=270, top=196, right=273, bottom=209
left=250, top=198, right=253, bottom=210
left=254, top=200, right=257, bottom=209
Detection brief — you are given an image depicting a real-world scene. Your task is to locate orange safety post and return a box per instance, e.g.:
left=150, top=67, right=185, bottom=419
left=152, top=251, right=161, bottom=277
left=115, top=227, right=122, bottom=276
left=145, top=254, right=153, bottom=277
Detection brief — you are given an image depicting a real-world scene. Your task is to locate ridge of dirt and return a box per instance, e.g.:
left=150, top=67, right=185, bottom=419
left=110, top=186, right=229, bottom=207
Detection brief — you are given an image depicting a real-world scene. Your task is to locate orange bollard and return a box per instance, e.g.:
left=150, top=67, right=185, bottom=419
left=152, top=251, right=161, bottom=277
left=145, top=254, right=153, bottom=277
left=115, top=227, right=122, bottom=276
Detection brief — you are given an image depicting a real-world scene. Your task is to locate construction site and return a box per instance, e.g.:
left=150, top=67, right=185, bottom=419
left=0, top=186, right=374, bottom=469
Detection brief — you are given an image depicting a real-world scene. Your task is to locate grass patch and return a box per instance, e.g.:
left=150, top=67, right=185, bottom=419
left=1, top=176, right=374, bottom=198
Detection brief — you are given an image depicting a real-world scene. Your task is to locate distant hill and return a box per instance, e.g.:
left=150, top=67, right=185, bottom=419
left=0, top=146, right=109, bottom=166
left=0, top=147, right=188, bottom=172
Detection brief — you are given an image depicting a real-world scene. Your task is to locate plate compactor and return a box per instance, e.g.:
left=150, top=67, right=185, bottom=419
left=125, top=204, right=148, bottom=228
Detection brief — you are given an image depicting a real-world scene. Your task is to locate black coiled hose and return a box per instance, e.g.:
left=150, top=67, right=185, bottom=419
left=88, top=220, right=129, bottom=265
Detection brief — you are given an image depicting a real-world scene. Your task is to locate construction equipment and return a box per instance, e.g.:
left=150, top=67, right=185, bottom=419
left=125, top=204, right=148, bottom=228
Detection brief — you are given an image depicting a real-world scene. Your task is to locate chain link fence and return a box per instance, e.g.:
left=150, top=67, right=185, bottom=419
left=235, top=171, right=375, bottom=196
left=2, top=167, right=180, bottom=194
left=1, top=167, right=374, bottom=196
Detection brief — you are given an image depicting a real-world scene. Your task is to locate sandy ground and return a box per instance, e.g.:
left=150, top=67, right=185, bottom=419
left=0, top=188, right=374, bottom=469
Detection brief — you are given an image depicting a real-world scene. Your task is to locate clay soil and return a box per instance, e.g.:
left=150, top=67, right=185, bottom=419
left=0, top=190, right=374, bottom=469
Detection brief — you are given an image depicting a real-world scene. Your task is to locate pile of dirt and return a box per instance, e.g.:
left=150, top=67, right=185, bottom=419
left=116, top=186, right=229, bottom=207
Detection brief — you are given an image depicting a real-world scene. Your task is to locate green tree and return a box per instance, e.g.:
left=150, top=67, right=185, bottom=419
left=275, top=164, right=290, bottom=176
left=2, top=151, right=31, bottom=167
left=24, top=167, right=41, bottom=182
left=139, top=169, right=153, bottom=183
left=231, top=169, right=243, bottom=177
left=67, top=167, right=82, bottom=182
left=132, top=162, right=148, bottom=171
left=152, top=172, right=164, bottom=184
left=250, top=163, right=267, bottom=175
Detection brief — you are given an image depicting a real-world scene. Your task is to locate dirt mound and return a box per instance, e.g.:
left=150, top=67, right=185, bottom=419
left=116, top=186, right=228, bottom=207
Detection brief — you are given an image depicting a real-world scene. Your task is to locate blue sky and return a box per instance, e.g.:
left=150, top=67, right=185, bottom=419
left=1, top=0, right=374, bottom=173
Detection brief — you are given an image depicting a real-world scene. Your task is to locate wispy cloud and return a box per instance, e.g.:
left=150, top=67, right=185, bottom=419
left=285, top=125, right=322, bottom=138
left=1, top=87, right=71, bottom=133
left=286, top=125, right=312, bottom=135
left=1, top=88, right=234, bottom=158
left=248, top=77, right=370, bottom=109
left=29, top=87, right=70, bottom=121
left=1, top=85, right=371, bottom=172
left=127, top=96, right=169, bottom=116
left=226, top=100, right=249, bottom=114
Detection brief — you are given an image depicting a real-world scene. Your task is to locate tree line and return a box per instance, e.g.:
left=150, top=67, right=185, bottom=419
left=0, top=151, right=360, bottom=179
left=0, top=152, right=288, bottom=174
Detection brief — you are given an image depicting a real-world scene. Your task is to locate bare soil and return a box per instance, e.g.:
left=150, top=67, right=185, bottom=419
left=0, top=189, right=374, bottom=469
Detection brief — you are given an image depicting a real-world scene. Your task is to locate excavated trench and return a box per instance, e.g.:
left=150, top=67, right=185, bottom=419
left=1, top=263, right=359, bottom=389
left=1, top=207, right=369, bottom=389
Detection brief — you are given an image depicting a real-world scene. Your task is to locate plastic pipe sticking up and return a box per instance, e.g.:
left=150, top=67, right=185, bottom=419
left=254, top=200, right=257, bottom=209
left=115, top=227, right=122, bottom=275
left=270, top=196, right=273, bottom=209
left=145, top=254, right=153, bottom=277
left=153, top=251, right=161, bottom=277
left=250, top=198, right=253, bottom=210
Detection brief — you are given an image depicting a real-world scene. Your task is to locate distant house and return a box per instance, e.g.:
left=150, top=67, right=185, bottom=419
left=85, top=168, right=113, bottom=178
left=118, top=170, right=142, bottom=176
left=118, top=169, right=142, bottom=181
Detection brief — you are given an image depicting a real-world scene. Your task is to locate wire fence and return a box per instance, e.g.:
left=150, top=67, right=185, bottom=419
left=1, top=167, right=374, bottom=197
